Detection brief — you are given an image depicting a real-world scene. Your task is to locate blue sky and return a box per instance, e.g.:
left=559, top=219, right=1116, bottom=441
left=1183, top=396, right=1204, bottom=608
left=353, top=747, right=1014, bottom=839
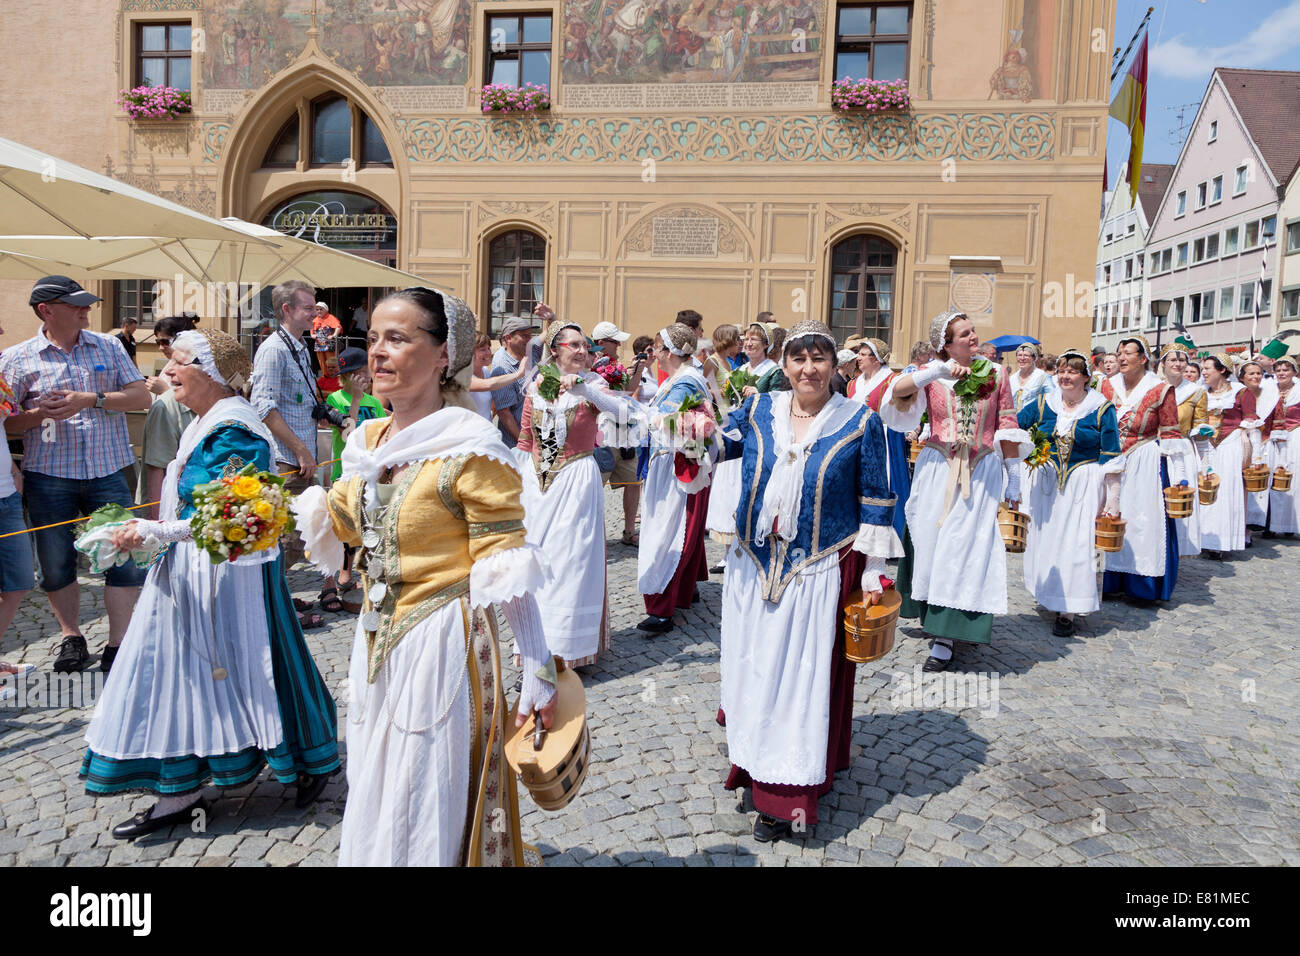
left=1107, top=0, right=1300, bottom=178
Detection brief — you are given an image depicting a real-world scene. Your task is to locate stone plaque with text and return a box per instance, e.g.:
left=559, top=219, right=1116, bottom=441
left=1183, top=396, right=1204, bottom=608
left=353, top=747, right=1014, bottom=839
left=652, top=216, right=720, bottom=257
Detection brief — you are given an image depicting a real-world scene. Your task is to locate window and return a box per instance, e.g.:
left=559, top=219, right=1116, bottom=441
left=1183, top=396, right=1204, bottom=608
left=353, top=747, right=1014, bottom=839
left=1161, top=249, right=1172, bottom=272
left=263, top=116, right=299, bottom=167
left=1245, top=220, right=1260, bottom=248
left=485, top=13, right=553, bottom=88
left=1202, top=290, right=1215, bottom=319
left=1263, top=215, right=1277, bottom=243
left=112, top=279, right=158, bottom=329
left=1193, top=238, right=1205, bottom=263
left=1196, top=182, right=1207, bottom=208
left=1235, top=165, right=1249, bottom=195
left=828, top=234, right=898, bottom=343
left=487, top=229, right=547, bottom=336
left=1260, top=279, right=1272, bottom=312
left=1208, top=120, right=1218, bottom=142
left=1127, top=223, right=1136, bottom=236
left=1150, top=252, right=1161, bottom=274
left=1103, top=263, right=1112, bottom=283
left=1125, top=258, right=1133, bottom=279
left=311, top=96, right=350, bottom=166
left=1211, top=176, right=1222, bottom=204
left=135, top=21, right=191, bottom=90
left=1176, top=242, right=1188, bottom=267
left=1283, top=289, right=1300, bottom=320
left=1224, top=226, right=1239, bottom=255
left=1239, top=282, right=1255, bottom=316
left=1171, top=298, right=1184, bottom=329
left=834, top=3, right=912, bottom=81
left=1176, top=191, right=1187, bottom=216
left=1189, top=292, right=1205, bottom=324
left=1105, top=230, right=1113, bottom=243
left=1288, top=222, right=1300, bottom=253
left=361, top=115, right=392, bottom=166
left=263, top=95, right=393, bottom=170
left=1206, top=233, right=1219, bottom=259
left=1220, top=286, right=1235, bottom=319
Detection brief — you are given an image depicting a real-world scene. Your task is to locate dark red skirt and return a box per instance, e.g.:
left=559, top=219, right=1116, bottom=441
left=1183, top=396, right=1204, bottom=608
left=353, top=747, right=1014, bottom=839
left=720, top=547, right=865, bottom=826
left=644, top=481, right=711, bottom=618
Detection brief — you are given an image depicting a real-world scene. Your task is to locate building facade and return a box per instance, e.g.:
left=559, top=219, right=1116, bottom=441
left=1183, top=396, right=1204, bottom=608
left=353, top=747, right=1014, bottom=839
left=1, top=0, right=1115, bottom=365
left=1091, top=161, right=1171, bottom=352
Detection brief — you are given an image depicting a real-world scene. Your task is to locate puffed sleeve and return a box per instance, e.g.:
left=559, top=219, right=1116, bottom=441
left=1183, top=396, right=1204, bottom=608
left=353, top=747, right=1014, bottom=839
left=1016, top=395, right=1044, bottom=433
left=881, top=376, right=927, bottom=433
left=854, top=410, right=903, bottom=558
left=456, top=455, right=548, bottom=608
left=994, top=368, right=1033, bottom=458
left=1098, top=403, right=1121, bottom=465
left=1191, top=390, right=1211, bottom=437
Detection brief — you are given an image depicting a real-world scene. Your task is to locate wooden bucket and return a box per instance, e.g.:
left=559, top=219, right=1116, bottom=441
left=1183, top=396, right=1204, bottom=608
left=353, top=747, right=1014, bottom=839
left=843, top=587, right=901, bottom=664
left=1273, top=468, right=1293, bottom=492
left=1096, top=515, right=1126, bottom=553
left=1198, top=472, right=1220, bottom=506
left=1163, top=485, right=1194, bottom=519
left=505, top=661, right=590, bottom=812
left=997, top=504, right=1029, bottom=553
left=908, top=440, right=923, bottom=464
left=1243, top=465, right=1270, bottom=493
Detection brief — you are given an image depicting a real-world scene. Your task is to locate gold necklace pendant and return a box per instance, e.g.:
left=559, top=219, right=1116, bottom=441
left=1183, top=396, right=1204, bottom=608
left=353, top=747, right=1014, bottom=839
left=212, top=667, right=228, bottom=681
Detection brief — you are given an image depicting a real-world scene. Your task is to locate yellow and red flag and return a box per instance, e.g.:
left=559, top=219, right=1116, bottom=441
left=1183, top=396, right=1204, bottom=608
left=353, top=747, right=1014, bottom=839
left=1109, top=35, right=1147, bottom=204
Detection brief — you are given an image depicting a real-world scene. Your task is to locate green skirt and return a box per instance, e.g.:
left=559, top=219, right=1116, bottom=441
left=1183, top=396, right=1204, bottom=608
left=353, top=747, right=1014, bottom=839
left=896, top=528, right=993, bottom=645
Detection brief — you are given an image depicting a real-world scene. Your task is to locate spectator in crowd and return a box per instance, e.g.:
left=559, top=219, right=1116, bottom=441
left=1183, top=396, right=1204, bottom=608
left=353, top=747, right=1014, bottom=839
left=1102, top=352, right=1119, bottom=376
left=114, top=316, right=138, bottom=362
left=317, top=352, right=342, bottom=397
left=905, top=340, right=936, bottom=373
left=0, top=276, right=151, bottom=674
left=1091, top=345, right=1107, bottom=370
left=350, top=296, right=369, bottom=343
left=137, top=314, right=198, bottom=519
left=0, top=316, right=34, bottom=689
left=489, top=315, right=537, bottom=444
left=978, top=342, right=999, bottom=362
left=250, top=279, right=325, bottom=629
left=311, top=301, right=341, bottom=357
left=676, top=310, right=706, bottom=369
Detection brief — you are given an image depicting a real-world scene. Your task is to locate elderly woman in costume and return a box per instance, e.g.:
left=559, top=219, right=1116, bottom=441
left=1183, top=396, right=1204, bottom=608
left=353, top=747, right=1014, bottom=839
left=1160, top=342, right=1212, bottom=557
left=294, top=288, right=556, bottom=867
left=80, top=330, right=340, bottom=840
left=1096, top=335, right=1192, bottom=599
left=1267, top=354, right=1300, bottom=535
left=638, top=323, right=715, bottom=634
left=882, top=311, right=1032, bottom=672
left=513, top=320, right=639, bottom=666
left=1016, top=349, right=1120, bottom=636
left=847, top=337, right=912, bottom=543
left=716, top=320, right=896, bottom=842
left=706, top=321, right=779, bottom=569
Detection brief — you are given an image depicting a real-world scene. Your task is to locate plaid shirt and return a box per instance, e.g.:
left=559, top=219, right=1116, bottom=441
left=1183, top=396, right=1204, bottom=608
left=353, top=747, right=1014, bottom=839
left=0, top=328, right=144, bottom=480
left=250, top=328, right=318, bottom=463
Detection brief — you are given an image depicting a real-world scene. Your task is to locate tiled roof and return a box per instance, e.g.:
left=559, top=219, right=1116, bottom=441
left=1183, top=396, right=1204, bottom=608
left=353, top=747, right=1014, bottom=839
left=1135, top=163, right=1174, bottom=222
left=1216, top=68, right=1300, bottom=185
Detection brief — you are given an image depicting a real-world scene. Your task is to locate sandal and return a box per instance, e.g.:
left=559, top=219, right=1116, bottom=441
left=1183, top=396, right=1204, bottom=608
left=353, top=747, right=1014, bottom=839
left=621, top=530, right=639, bottom=545
left=319, top=587, right=343, bottom=613
left=337, top=577, right=359, bottom=594
left=293, top=597, right=315, bottom=613
left=299, top=611, right=326, bottom=630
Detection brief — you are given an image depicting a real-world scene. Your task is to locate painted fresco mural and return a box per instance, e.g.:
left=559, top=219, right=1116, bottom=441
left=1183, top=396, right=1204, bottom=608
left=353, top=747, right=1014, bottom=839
left=560, top=0, right=826, bottom=84
left=199, top=0, right=471, bottom=89
left=989, top=0, right=1056, bottom=102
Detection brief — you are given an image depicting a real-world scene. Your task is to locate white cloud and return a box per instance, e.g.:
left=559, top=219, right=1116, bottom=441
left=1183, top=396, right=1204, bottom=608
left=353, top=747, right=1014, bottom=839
left=1152, top=0, right=1300, bottom=79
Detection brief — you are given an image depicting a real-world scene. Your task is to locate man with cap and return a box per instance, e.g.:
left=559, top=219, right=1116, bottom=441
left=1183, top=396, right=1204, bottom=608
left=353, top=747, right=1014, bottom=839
left=489, top=314, right=538, bottom=444
left=0, top=277, right=151, bottom=674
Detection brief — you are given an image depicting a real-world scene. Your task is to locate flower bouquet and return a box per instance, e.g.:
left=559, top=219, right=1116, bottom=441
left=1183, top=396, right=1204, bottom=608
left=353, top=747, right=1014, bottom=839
left=596, top=361, right=631, bottom=391
left=723, top=368, right=759, bottom=407
left=537, top=363, right=564, bottom=402
left=1024, top=426, right=1054, bottom=471
left=117, top=85, right=192, bottom=120
left=659, top=393, right=718, bottom=460
left=190, top=463, right=295, bottom=564
left=74, top=503, right=168, bottom=573
left=953, top=356, right=998, bottom=402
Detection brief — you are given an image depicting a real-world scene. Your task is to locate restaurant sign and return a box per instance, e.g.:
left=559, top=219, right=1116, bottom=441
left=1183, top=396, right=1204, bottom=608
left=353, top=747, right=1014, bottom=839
left=266, top=191, right=396, bottom=248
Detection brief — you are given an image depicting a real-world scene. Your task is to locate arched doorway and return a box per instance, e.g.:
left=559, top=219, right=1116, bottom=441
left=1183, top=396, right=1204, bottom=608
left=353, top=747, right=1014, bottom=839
left=485, top=229, right=547, bottom=337
left=828, top=234, right=898, bottom=347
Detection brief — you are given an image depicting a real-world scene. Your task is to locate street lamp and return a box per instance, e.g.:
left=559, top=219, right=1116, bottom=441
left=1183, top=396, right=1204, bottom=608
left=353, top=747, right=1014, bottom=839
left=1151, top=298, right=1171, bottom=351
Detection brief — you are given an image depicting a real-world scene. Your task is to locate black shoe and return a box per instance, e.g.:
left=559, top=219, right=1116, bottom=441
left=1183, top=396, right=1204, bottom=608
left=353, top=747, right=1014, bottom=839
left=295, top=771, right=332, bottom=809
left=111, top=798, right=205, bottom=841
left=52, top=635, right=88, bottom=673
left=709, top=563, right=726, bottom=575
left=1203, top=550, right=1224, bottom=561
left=753, top=814, right=793, bottom=843
left=1102, top=590, right=1124, bottom=600
left=99, top=644, right=119, bottom=674
left=1052, top=614, right=1075, bottom=637
left=691, top=591, right=700, bottom=604
left=636, top=615, right=674, bottom=634
left=922, top=653, right=951, bottom=672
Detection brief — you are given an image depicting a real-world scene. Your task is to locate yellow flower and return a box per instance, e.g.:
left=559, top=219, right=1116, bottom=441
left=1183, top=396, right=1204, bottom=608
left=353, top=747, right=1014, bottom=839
left=231, top=476, right=262, bottom=500
left=225, top=526, right=247, bottom=542
left=251, top=536, right=274, bottom=551
left=254, top=500, right=273, bottom=519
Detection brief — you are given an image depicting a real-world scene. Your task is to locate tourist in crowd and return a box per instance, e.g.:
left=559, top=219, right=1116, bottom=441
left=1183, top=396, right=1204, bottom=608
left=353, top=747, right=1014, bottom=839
left=1097, top=335, right=1189, bottom=600
left=638, top=323, right=713, bottom=634
left=0, top=276, right=151, bottom=674
left=1017, top=349, right=1120, bottom=636
left=489, top=316, right=537, bottom=444
left=977, top=343, right=998, bottom=363
left=294, top=287, right=556, bottom=866
left=316, top=351, right=342, bottom=397
left=114, top=316, right=138, bottom=362
left=138, top=314, right=199, bottom=520
left=716, top=320, right=895, bottom=842
left=883, top=311, right=1031, bottom=672
left=1102, top=352, right=1119, bottom=377
left=81, top=329, right=340, bottom=840
left=904, top=340, right=935, bottom=374
left=0, top=316, right=34, bottom=688
left=311, top=301, right=342, bottom=358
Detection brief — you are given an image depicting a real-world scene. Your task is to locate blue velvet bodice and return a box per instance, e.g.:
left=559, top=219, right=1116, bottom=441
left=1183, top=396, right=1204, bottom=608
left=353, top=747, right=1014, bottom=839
left=1016, top=396, right=1120, bottom=491
left=177, top=422, right=273, bottom=519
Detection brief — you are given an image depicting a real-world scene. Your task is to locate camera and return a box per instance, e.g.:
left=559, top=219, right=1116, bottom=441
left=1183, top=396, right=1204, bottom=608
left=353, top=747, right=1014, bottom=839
left=311, top=403, right=347, bottom=429
left=634, top=351, right=650, bottom=363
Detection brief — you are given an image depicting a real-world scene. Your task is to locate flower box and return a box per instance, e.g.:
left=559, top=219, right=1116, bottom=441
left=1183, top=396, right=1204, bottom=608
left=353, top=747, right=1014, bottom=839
left=830, top=78, right=910, bottom=113
left=118, top=86, right=193, bottom=120
left=478, top=82, right=551, bottom=114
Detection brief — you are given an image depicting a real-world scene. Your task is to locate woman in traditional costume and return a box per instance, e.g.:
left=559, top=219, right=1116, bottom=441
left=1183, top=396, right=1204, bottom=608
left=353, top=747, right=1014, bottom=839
left=1096, top=335, right=1191, bottom=599
left=1240, top=360, right=1280, bottom=531
left=294, top=288, right=556, bottom=867
left=1007, top=343, right=1053, bottom=500
left=847, top=337, right=911, bottom=543
left=1016, top=349, right=1120, bottom=637
left=81, top=330, right=340, bottom=840
left=883, top=311, right=1032, bottom=672
left=1159, top=343, right=1212, bottom=557
left=1267, top=354, right=1300, bottom=535
left=716, top=320, right=896, bottom=842
left=513, top=321, right=638, bottom=667
left=638, top=323, right=714, bottom=634
left=1198, top=355, right=1250, bottom=557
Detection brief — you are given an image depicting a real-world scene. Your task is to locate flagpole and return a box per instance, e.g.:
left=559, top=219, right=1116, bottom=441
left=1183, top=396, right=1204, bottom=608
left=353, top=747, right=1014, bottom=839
left=1111, top=6, right=1155, bottom=83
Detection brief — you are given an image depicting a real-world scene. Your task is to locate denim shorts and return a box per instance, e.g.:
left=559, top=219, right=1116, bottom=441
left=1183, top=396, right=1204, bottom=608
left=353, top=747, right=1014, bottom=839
left=23, top=471, right=148, bottom=592
left=0, top=492, right=35, bottom=593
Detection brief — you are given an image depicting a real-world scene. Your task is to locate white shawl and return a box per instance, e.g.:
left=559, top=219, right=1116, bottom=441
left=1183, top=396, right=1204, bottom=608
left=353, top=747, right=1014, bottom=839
left=756, top=392, right=859, bottom=543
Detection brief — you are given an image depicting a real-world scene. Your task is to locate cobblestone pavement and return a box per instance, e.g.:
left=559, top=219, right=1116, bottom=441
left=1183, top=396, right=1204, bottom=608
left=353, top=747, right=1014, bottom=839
left=2, top=488, right=1297, bottom=867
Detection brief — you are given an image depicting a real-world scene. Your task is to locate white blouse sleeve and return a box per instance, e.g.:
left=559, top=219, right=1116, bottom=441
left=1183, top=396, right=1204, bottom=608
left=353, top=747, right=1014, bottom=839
left=880, top=377, right=927, bottom=433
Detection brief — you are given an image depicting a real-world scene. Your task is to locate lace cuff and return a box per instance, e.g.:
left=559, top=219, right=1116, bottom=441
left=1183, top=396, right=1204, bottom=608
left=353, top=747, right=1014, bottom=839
left=500, top=593, right=556, bottom=715
left=995, top=428, right=1034, bottom=461
left=291, top=485, right=344, bottom=576
left=852, top=522, right=903, bottom=558
left=1100, top=454, right=1127, bottom=476
left=133, top=519, right=192, bottom=544
left=1158, top=437, right=1194, bottom=459
left=469, top=543, right=549, bottom=609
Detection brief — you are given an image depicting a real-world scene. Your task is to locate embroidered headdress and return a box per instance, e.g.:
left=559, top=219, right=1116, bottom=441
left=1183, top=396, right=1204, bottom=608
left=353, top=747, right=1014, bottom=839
left=659, top=323, right=697, bottom=357
left=172, top=329, right=251, bottom=392
left=860, top=337, right=890, bottom=365
left=782, top=320, right=837, bottom=356
left=928, top=310, right=967, bottom=352
left=540, top=319, right=584, bottom=366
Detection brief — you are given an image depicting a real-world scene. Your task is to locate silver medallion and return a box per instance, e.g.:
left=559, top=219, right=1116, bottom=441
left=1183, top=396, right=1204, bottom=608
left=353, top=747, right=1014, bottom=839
left=361, top=610, right=381, bottom=633
left=361, top=529, right=381, bottom=550
left=369, top=581, right=388, bottom=603
left=368, top=557, right=386, bottom=580
left=212, top=667, right=228, bottom=681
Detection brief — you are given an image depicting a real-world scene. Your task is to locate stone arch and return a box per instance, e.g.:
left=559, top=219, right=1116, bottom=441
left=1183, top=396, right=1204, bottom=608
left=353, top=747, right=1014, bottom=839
left=614, top=202, right=754, bottom=260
